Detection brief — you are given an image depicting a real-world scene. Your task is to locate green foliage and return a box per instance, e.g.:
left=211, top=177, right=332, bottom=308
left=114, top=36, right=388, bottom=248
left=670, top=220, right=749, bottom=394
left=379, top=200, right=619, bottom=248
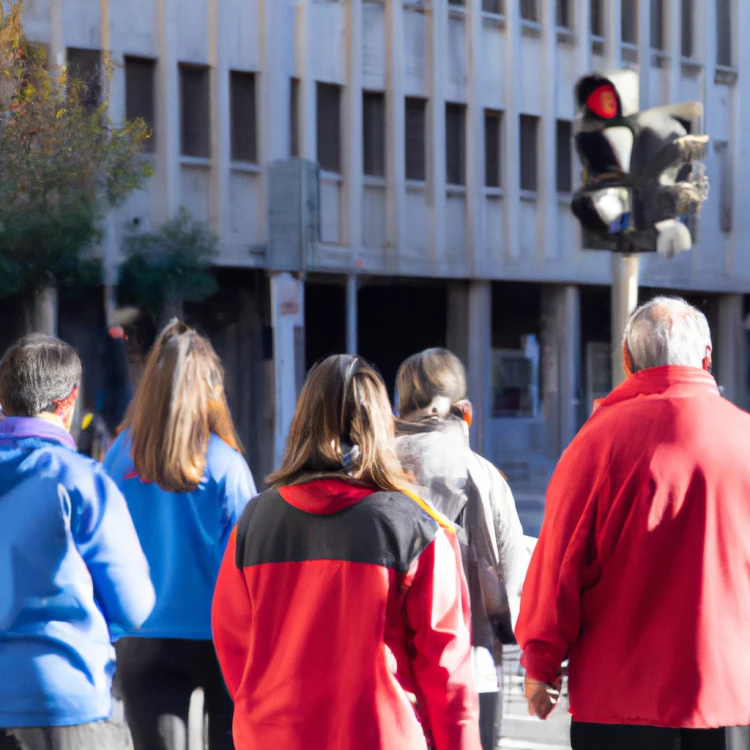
left=0, top=1, right=153, bottom=298
left=118, top=208, right=219, bottom=320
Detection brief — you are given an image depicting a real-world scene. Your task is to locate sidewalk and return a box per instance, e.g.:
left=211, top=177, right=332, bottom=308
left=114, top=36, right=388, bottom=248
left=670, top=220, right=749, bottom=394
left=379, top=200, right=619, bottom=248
left=500, top=647, right=571, bottom=750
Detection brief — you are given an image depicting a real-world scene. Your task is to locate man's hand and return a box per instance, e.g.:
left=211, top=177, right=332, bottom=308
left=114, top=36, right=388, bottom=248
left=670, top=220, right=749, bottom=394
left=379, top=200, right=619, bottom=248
left=524, top=677, right=562, bottom=720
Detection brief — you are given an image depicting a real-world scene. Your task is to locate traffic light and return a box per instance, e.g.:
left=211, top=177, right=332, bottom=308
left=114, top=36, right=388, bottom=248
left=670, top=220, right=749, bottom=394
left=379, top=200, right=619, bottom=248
left=571, top=71, right=709, bottom=256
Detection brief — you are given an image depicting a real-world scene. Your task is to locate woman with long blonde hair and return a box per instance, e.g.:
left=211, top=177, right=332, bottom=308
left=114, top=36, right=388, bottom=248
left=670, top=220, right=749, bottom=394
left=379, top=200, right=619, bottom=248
left=211, top=354, right=481, bottom=750
left=104, top=321, right=257, bottom=750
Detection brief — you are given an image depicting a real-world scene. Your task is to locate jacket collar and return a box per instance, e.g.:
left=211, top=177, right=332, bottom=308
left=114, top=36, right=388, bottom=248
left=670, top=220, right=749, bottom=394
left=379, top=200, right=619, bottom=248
left=0, top=416, right=77, bottom=450
left=598, top=365, right=720, bottom=410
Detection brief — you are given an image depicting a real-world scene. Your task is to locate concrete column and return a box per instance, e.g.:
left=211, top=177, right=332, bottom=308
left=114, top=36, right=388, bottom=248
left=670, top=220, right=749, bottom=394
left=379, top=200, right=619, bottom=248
left=575, top=0, right=592, bottom=74
left=541, top=284, right=581, bottom=459
left=446, top=281, right=492, bottom=456
left=605, top=0, right=623, bottom=69
left=428, top=0, right=448, bottom=266
left=49, top=0, right=65, bottom=70
left=271, top=273, right=305, bottom=468
left=638, top=0, right=651, bottom=105
left=539, top=0, right=557, bottom=266
left=668, top=0, right=683, bottom=103
left=155, top=0, right=181, bottom=219
left=465, top=0, right=484, bottom=276
left=297, top=0, right=316, bottom=161
left=344, top=0, right=363, bottom=251
left=502, top=0, right=521, bottom=260
left=208, top=0, right=230, bottom=239
left=385, top=0, right=406, bottom=263
left=716, top=294, right=745, bottom=406
left=346, top=275, right=358, bottom=355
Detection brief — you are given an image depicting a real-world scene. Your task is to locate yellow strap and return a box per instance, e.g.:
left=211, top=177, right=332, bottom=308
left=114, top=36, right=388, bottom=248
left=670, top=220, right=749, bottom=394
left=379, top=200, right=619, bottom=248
left=82, top=413, right=94, bottom=431
left=399, top=487, right=456, bottom=534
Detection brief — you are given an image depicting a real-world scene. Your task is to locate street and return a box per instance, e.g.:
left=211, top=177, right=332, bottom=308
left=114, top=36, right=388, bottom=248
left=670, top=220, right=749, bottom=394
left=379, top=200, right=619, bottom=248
left=501, top=647, right=571, bottom=750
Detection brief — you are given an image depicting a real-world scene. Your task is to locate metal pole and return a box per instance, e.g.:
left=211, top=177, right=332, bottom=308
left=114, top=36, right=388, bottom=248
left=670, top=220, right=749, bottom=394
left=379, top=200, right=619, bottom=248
left=345, top=275, right=358, bottom=355
left=611, top=253, right=640, bottom=387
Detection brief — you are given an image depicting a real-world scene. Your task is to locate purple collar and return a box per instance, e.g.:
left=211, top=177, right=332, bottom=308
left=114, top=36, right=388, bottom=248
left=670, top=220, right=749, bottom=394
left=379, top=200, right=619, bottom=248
left=0, top=417, right=77, bottom=450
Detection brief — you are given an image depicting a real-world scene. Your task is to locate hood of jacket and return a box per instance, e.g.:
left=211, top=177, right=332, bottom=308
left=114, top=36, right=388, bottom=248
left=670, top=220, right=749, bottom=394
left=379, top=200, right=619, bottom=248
left=395, top=415, right=471, bottom=523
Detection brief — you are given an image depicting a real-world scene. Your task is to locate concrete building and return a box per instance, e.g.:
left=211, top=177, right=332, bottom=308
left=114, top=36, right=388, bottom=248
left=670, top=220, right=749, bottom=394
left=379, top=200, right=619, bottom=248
left=18, top=0, right=750, bottom=521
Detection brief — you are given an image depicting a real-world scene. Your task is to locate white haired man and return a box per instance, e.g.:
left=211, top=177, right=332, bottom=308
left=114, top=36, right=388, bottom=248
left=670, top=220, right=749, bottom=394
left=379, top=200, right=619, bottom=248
left=516, top=297, right=750, bottom=750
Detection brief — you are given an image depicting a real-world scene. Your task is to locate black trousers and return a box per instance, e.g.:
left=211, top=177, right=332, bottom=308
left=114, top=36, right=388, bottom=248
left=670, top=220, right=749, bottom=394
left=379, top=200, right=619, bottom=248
left=572, top=721, right=750, bottom=750
left=0, top=718, right=133, bottom=750
left=479, top=691, right=502, bottom=750
left=115, top=638, right=233, bottom=750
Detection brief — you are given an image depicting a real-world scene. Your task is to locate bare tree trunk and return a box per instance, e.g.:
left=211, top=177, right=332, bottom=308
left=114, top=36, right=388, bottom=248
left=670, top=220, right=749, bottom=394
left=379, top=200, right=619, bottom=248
left=159, top=297, right=184, bottom=330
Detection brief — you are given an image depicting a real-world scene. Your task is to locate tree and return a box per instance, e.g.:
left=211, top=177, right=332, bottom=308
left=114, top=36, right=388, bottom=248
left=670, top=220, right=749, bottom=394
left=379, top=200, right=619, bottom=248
left=118, top=207, right=219, bottom=325
left=0, top=1, right=152, bottom=329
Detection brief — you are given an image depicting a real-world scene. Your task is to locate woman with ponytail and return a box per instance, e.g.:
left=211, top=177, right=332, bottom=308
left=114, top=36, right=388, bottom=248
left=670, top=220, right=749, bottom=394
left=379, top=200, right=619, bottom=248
left=211, top=354, right=481, bottom=750
left=104, top=321, right=257, bottom=750
left=395, top=348, right=528, bottom=750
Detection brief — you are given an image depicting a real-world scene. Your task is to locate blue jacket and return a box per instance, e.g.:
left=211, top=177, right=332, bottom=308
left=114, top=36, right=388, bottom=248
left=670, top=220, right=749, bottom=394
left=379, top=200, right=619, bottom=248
left=0, top=417, right=155, bottom=728
left=104, top=431, right=256, bottom=640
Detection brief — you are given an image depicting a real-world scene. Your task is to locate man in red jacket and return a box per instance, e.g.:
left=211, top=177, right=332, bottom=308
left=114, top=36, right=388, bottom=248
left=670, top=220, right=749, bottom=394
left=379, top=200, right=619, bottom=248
left=516, top=296, right=750, bottom=750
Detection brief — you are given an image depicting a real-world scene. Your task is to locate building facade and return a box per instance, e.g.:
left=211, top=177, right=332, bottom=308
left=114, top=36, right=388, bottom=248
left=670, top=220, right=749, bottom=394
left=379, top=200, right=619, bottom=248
left=18, top=0, right=750, bottom=526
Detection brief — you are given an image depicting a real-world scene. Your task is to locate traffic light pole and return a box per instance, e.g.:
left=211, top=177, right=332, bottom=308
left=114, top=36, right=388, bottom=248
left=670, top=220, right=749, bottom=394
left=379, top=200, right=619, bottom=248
left=611, top=251, right=640, bottom=387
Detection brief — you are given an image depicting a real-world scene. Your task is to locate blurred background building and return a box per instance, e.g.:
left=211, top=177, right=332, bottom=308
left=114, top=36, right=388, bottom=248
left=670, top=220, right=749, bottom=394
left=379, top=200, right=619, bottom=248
left=3, top=0, right=748, bottom=527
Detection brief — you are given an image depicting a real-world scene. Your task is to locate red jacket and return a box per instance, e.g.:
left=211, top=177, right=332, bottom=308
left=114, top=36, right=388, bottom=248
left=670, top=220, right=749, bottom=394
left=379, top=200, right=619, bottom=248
left=212, top=478, right=481, bottom=750
left=516, top=366, right=750, bottom=729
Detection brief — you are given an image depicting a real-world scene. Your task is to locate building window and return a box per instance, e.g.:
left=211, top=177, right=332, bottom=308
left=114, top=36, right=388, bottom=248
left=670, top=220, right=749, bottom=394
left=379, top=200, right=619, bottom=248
left=230, top=71, right=257, bottom=163
left=448, top=0, right=465, bottom=5
left=681, top=0, right=694, bottom=58
left=590, top=0, right=604, bottom=37
left=484, top=110, right=502, bottom=189
left=66, top=48, right=101, bottom=112
left=316, top=82, right=341, bottom=173
left=556, top=120, right=572, bottom=193
left=125, top=57, right=155, bottom=153
left=716, top=0, right=732, bottom=67
left=556, top=0, right=572, bottom=28
left=715, top=142, right=732, bottom=234
left=520, top=0, right=538, bottom=23
left=405, top=97, right=426, bottom=181
left=482, top=0, right=504, bottom=12
left=363, top=92, right=385, bottom=177
left=650, top=0, right=665, bottom=50
left=179, top=64, right=210, bottom=158
left=290, top=78, right=300, bottom=157
left=520, top=114, right=538, bottom=192
left=492, top=346, right=539, bottom=418
left=445, top=103, right=466, bottom=186
left=621, top=0, right=637, bottom=45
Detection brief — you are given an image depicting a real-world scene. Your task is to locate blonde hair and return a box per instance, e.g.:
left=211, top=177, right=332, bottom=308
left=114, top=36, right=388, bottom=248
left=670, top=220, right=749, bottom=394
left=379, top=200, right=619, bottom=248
left=396, top=348, right=467, bottom=417
left=119, top=320, right=241, bottom=493
left=267, top=354, right=406, bottom=491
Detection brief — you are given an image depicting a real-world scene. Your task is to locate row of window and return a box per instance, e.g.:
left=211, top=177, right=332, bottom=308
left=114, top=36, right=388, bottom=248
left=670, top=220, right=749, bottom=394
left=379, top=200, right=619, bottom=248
left=447, top=0, right=730, bottom=67
left=315, top=84, right=572, bottom=192
left=121, top=54, right=572, bottom=192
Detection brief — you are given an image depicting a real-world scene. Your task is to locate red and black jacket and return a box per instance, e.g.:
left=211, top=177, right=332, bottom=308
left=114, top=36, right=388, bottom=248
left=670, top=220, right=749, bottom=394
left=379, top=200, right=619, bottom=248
left=212, top=477, right=481, bottom=750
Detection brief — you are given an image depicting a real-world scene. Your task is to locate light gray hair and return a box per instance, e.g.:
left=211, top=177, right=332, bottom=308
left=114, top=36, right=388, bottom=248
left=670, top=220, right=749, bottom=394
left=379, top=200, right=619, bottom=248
left=623, top=296, right=712, bottom=372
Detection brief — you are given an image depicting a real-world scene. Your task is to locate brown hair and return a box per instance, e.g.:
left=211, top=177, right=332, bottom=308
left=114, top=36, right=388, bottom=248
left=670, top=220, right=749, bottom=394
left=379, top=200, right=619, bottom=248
left=119, top=320, right=241, bottom=493
left=267, top=354, right=406, bottom=491
left=396, top=348, right=467, bottom=417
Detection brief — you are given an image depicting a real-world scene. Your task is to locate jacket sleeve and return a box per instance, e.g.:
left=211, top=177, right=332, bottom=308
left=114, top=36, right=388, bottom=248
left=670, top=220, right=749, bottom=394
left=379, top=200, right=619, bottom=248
left=73, top=468, right=155, bottom=632
left=514, top=438, right=602, bottom=685
left=404, top=528, right=482, bottom=750
left=476, top=455, right=529, bottom=624
left=216, top=455, right=257, bottom=575
left=212, top=527, right=251, bottom=700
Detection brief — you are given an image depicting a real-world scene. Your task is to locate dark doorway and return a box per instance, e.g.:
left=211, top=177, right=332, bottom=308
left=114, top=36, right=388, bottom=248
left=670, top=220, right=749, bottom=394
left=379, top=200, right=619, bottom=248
left=305, top=281, right=346, bottom=372
left=358, top=282, right=447, bottom=399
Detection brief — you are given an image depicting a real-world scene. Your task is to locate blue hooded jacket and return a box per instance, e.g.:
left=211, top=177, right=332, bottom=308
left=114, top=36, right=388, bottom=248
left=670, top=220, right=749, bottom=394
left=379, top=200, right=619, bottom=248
left=0, top=417, right=155, bottom=729
left=104, top=431, right=256, bottom=640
